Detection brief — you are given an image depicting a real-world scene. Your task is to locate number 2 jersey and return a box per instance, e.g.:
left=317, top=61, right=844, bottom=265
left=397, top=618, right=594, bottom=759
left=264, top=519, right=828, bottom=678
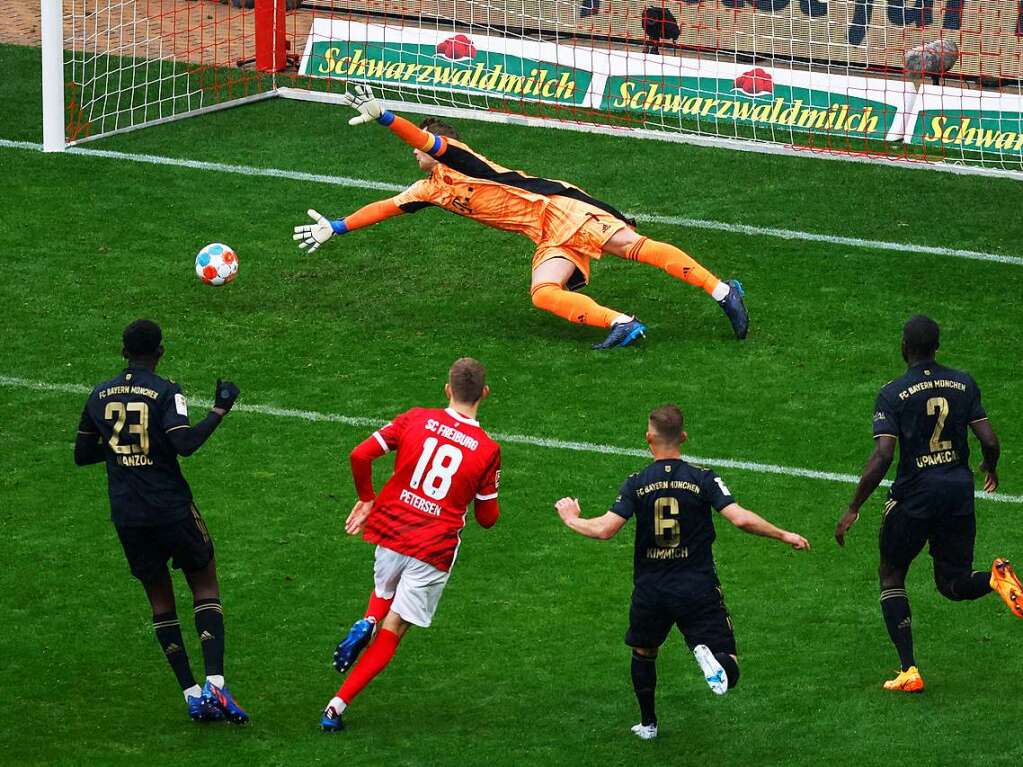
left=350, top=407, right=501, bottom=573
left=872, top=361, right=987, bottom=503
left=78, top=367, right=195, bottom=527
left=611, top=459, right=735, bottom=597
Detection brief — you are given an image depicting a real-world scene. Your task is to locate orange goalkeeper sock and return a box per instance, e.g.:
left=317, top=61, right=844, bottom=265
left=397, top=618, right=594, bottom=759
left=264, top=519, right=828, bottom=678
left=337, top=628, right=400, bottom=706
left=530, top=282, right=624, bottom=328
left=626, top=237, right=722, bottom=297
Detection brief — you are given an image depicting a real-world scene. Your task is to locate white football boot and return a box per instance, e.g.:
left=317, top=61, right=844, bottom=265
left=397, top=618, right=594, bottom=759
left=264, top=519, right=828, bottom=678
left=693, top=644, right=729, bottom=695
left=630, top=722, right=659, bottom=740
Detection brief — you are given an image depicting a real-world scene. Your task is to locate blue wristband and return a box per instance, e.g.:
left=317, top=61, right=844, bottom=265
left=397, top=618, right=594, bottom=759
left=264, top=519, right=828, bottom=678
left=376, top=110, right=396, bottom=126
left=330, top=219, right=349, bottom=235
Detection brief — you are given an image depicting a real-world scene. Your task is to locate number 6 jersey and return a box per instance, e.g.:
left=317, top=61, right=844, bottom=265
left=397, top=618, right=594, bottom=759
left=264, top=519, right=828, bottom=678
left=610, top=459, right=735, bottom=597
left=351, top=407, right=501, bottom=572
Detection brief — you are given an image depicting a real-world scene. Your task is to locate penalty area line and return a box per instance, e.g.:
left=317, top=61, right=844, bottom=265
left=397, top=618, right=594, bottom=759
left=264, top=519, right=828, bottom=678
left=1, top=138, right=1020, bottom=267
left=3, top=373, right=1018, bottom=505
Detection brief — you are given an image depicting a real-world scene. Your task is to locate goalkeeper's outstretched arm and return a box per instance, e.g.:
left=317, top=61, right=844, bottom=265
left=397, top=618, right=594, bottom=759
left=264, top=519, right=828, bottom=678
left=292, top=199, right=405, bottom=253
left=342, top=83, right=450, bottom=157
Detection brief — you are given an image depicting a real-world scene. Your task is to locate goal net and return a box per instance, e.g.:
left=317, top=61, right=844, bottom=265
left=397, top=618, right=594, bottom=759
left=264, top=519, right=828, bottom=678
left=42, top=0, right=1023, bottom=177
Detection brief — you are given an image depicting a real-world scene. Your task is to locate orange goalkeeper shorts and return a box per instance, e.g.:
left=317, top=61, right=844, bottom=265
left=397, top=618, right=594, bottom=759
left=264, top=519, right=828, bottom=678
left=532, top=198, right=628, bottom=290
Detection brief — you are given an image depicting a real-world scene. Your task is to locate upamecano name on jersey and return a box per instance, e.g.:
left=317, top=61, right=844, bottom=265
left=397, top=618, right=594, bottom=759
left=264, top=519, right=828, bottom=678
left=424, top=419, right=480, bottom=451
left=916, top=449, right=960, bottom=468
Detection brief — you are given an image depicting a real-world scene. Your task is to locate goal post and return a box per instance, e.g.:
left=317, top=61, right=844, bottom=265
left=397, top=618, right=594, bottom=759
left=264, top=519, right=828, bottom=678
left=40, top=0, right=1023, bottom=179
left=41, top=0, right=64, bottom=152
left=41, top=0, right=281, bottom=150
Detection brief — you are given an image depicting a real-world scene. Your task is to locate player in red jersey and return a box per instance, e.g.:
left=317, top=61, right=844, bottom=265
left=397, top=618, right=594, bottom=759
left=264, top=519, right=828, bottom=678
left=320, top=357, right=501, bottom=732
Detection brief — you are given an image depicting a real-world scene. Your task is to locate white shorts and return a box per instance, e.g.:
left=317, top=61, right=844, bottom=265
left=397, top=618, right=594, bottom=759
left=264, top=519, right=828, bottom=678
left=373, top=546, right=451, bottom=628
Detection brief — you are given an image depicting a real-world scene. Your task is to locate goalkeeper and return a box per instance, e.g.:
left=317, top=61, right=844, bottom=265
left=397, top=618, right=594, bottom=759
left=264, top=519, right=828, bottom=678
left=294, top=85, right=749, bottom=349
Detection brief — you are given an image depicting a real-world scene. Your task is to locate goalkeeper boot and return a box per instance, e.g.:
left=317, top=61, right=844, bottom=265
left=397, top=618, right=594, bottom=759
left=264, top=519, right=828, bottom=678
left=883, top=666, right=925, bottom=693
left=717, top=279, right=749, bottom=340
left=593, top=318, right=646, bottom=350
left=630, top=723, right=658, bottom=740
left=202, top=680, right=249, bottom=724
left=693, top=644, right=729, bottom=696
left=990, top=559, right=1023, bottom=618
left=334, top=618, right=376, bottom=673
left=321, top=704, right=346, bottom=733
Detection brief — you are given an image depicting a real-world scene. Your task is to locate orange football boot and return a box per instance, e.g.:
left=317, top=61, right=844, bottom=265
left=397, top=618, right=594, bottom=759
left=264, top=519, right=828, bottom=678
left=883, top=666, right=925, bottom=693
left=990, top=559, right=1023, bottom=619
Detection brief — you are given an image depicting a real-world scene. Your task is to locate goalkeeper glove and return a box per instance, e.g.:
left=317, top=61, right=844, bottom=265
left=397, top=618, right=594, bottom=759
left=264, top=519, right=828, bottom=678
left=214, top=379, right=240, bottom=413
left=341, top=83, right=391, bottom=126
left=293, top=209, right=344, bottom=253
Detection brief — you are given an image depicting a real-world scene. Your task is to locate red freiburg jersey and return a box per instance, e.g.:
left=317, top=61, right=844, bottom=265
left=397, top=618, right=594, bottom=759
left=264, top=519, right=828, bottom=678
left=354, top=407, right=501, bottom=572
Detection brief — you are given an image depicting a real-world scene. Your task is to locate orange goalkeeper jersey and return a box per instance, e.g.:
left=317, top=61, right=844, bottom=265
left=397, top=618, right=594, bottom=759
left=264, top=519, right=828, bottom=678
left=390, top=133, right=635, bottom=245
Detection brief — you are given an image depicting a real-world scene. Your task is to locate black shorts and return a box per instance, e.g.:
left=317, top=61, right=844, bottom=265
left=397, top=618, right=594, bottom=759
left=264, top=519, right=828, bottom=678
left=879, top=493, right=976, bottom=574
left=116, top=503, right=214, bottom=584
left=625, top=584, right=736, bottom=655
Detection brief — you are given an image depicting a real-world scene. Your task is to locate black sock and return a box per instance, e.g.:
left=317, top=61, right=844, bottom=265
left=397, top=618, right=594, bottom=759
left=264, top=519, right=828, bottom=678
left=880, top=589, right=916, bottom=671
left=715, top=653, right=740, bottom=690
left=942, top=571, right=993, bottom=601
left=153, top=612, right=197, bottom=691
left=193, top=598, right=225, bottom=679
left=630, top=651, right=657, bottom=726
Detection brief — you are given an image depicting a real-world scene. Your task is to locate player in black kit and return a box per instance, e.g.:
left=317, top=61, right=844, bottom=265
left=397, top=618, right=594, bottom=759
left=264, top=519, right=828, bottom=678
left=555, top=404, right=809, bottom=740
left=74, top=319, right=249, bottom=723
left=835, top=315, right=1022, bottom=693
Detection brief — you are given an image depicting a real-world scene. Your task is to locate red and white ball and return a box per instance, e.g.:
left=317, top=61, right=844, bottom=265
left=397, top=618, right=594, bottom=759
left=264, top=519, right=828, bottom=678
left=195, top=243, right=239, bottom=286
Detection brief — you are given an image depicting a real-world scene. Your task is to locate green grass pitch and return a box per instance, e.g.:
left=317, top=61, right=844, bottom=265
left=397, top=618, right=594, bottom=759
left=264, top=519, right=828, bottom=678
left=1, top=42, right=1022, bottom=766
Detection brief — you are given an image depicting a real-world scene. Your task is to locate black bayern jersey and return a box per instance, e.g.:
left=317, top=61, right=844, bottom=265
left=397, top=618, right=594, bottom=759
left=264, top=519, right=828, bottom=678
left=611, top=459, right=735, bottom=596
left=78, top=368, right=195, bottom=527
left=872, top=362, right=987, bottom=504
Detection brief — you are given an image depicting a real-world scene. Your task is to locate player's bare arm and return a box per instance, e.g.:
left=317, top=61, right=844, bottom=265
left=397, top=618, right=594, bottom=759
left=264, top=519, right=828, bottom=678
left=555, top=497, right=628, bottom=540
left=835, top=435, right=896, bottom=546
left=970, top=419, right=1000, bottom=493
left=718, top=504, right=810, bottom=550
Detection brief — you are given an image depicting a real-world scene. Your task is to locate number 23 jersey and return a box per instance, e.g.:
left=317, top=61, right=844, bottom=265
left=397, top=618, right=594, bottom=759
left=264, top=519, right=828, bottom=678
left=611, top=459, right=735, bottom=595
left=78, top=367, right=194, bottom=526
left=364, top=407, right=501, bottom=572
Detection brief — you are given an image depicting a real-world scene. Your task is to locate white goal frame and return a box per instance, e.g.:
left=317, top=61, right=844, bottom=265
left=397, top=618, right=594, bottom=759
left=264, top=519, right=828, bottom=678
left=40, top=0, right=1023, bottom=182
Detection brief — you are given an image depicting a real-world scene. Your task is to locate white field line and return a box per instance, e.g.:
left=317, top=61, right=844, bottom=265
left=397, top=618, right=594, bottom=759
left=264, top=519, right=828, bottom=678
left=4, top=374, right=1018, bottom=505
left=2, top=137, right=1020, bottom=267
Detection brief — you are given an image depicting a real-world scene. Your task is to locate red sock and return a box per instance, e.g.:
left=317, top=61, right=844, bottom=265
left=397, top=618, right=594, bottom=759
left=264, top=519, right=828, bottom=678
left=337, top=628, right=401, bottom=705
left=365, top=591, right=393, bottom=623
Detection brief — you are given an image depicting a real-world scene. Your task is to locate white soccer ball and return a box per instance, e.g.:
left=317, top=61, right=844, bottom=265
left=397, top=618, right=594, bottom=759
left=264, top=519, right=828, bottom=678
left=195, top=243, right=239, bottom=286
